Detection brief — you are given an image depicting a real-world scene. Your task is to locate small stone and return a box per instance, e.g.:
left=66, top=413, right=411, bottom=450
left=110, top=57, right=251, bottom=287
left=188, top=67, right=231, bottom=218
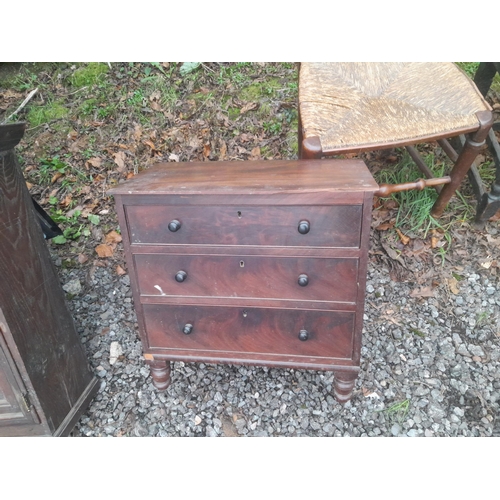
left=453, top=407, right=465, bottom=417
left=62, top=278, right=82, bottom=295
left=469, top=345, right=485, bottom=357
left=486, top=287, right=496, bottom=295
left=391, top=424, right=402, bottom=436
left=407, top=429, right=418, bottom=437
left=109, top=341, right=123, bottom=365
left=194, top=415, right=202, bottom=425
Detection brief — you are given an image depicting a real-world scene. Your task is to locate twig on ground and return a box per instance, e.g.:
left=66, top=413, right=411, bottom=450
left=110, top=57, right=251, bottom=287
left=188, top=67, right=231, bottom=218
left=1, top=88, right=39, bottom=125
left=201, top=63, right=215, bottom=74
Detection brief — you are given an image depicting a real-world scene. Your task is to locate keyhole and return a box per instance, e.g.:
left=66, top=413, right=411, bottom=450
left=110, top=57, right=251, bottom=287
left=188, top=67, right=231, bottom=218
left=242, top=310, right=248, bottom=318
left=237, top=211, right=242, bottom=218
left=240, top=260, right=245, bottom=268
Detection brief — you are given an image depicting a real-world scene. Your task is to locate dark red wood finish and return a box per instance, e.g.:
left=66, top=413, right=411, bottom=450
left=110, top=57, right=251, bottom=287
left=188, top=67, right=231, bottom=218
left=110, top=159, right=378, bottom=404
left=134, top=254, right=358, bottom=304
left=0, top=123, right=99, bottom=436
left=144, top=304, right=355, bottom=360
left=125, top=204, right=363, bottom=248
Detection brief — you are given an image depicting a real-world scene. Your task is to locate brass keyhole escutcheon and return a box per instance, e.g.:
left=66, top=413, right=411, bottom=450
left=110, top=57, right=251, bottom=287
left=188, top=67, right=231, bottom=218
left=237, top=211, right=242, bottom=218
left=242, top=310, right=248, bottom=318
left=240, top=260, right=245, bottom=268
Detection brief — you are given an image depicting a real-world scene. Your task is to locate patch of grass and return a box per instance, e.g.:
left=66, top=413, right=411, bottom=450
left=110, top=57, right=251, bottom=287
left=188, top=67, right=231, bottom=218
left=263, top=119, right=282, bottom=135
left=384, top=399, right=410, bottom=424
left=26, top=100, right=69, bottom=127
left=228, top=107, right=240, bottom=120
left=455, top=62, right=480, bottom=78
left=374, top=149, right=473, bottom=235
left=71, top=63, right=109, bottom=88
left=216, top=64, right=251, bottom=88
left=241, top=78, right=281, bottom=101
left=411, top=328, right=425, bottom=338
left=476, top=310, right=490, bottom=327
left=79, top=98, right=99, bottom=116
left=127, top=89, right=146, bottom=108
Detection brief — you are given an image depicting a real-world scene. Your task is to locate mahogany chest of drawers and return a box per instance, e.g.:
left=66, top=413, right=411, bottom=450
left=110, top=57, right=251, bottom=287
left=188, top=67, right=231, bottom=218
left=109, top=159, right=378, bottom=403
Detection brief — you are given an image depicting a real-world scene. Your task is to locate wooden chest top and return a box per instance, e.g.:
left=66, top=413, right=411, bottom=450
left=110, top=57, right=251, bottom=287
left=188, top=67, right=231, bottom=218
left=108, top=159, right=378, bottom=196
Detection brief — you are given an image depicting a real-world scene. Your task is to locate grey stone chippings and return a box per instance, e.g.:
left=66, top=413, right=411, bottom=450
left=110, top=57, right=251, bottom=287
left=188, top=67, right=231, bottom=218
left=55, top=240, right=500, bottom=438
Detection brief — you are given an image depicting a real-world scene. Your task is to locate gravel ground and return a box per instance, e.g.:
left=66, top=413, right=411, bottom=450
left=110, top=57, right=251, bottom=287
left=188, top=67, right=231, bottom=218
left=58, top=220, right=500, bottom=438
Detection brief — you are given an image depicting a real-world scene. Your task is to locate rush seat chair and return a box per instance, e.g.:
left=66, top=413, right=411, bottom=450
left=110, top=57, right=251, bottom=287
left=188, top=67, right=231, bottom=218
left=298, top=62, right=493, bottom=217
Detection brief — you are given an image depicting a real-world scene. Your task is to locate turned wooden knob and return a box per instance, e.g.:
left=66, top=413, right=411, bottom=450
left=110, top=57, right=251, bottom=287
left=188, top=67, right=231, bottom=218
left=298, top=329, right=309, bottom=341
left=298, top=274, right=309, bottom=286
left=183, top=324, right=193, bottom=335
left=168, top=219, right=181, bottom=232
left=175, top=270, right=187, bottom=282
left=298, top=220, right=310, bottom=234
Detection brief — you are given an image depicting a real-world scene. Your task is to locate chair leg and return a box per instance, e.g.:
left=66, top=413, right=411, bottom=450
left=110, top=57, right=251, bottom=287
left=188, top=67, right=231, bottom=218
left=431, top=110, right=493, bottom=217
left=301, top=136, right=323, bottom=159
left=476, top=128, right=500, bottom=221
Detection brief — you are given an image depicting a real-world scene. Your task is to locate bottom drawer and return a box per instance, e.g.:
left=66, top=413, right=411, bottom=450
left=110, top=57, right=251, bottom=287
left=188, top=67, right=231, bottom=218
left=143, top=304, right=355, bottom=361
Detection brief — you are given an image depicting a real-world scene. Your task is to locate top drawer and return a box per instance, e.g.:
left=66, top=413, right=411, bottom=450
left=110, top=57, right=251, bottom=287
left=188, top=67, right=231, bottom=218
left=125, top=204, right=363, bottom=248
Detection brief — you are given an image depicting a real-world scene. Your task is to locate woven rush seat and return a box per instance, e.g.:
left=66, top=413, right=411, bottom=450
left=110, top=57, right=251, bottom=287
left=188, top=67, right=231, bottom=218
left=298, top=62, right=494, bottom=217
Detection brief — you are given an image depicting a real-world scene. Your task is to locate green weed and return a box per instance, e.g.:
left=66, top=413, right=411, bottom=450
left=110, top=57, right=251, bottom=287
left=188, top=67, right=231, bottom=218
left=263, top=119, right=282, bottom=135
left=455, top=62, right=480, bottom=78
left=375, top=150, right=473, bottom=236
left=27, top=100, right=69, bottom=127
left=476, top=311, right=490, bottom=327
left=71, top=63, right=109, bottom=88
left=384, top=399, right=410, bottom=424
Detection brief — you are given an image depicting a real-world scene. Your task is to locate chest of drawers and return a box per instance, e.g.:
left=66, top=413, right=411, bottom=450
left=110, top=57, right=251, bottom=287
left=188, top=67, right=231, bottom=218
left=109, top=159, right=378, bottom=403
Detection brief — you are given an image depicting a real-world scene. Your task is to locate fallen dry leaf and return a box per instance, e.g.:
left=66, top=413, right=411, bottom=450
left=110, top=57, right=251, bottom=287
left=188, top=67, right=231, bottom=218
left=396, top=228, right=410, bottom=245
left=203, top=143, right=211, bottom=158
left=113, top=151, right=127, bottom=171
left=60, top=194, right=72, bottom=208
left=448, top=277, right=460, bottom=294
left=26, top=181, right=33, bottom=190
left=105, top=230, right=122, bottom=245
left=410, top=286, right=435, bottom=298
left=143, top=139, right=156, bottom=150
left=116, top=265, right=126, bottom=276
left=376, top=221, right=395, bottom=231
left=240, top=102, right=258, bottom=114
left=250, top=146, right=261, bottom=160
left=51, top=172, right=64, bottom=183
left=219, top=141, right=227, bottom=160
left=86, top=157, right=102, bottom=169
left=95, top=244, right=114, bottom=258
left=78, top=253, right=89, bottom=264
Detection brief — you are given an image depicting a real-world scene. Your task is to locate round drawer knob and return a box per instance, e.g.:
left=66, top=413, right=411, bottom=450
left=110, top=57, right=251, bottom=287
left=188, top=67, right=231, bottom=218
left=183, top=323, right=193, bottom=335
left=298, top=274, right=309, bottom=287
left=168, top=220, right=181, bottom=232
left=298, top=329, right=309, bottom=341
left=175, top=270, right=187, bottom=282
left=298, top=220, right=310, bottom=234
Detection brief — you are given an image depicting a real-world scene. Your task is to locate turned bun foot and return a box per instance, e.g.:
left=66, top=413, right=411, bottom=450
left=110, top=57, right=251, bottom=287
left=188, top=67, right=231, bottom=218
left=333, top=370, right=358, bottom=404
left=149, top=360, right=171, bottom=391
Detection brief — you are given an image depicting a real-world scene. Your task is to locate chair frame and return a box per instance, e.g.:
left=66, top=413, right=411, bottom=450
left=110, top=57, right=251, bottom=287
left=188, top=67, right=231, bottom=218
left=298, top=66, right=494, bottom=218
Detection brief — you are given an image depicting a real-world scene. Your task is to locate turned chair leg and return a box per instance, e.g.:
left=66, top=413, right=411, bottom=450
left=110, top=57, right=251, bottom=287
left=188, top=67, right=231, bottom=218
left=431, top=110, right=493, bottom=217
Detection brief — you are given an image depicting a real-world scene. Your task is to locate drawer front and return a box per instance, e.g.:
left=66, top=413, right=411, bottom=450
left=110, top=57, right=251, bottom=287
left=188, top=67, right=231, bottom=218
left=126, top=205, right=362, bottom=248
left=135, top=254, right=358, bottom=303
left=143, top=304, right=355, bottom=360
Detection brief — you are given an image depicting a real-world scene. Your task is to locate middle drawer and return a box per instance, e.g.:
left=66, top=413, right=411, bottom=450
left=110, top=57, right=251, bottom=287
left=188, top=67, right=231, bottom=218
left=134, top=254, right=358, bottom=303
